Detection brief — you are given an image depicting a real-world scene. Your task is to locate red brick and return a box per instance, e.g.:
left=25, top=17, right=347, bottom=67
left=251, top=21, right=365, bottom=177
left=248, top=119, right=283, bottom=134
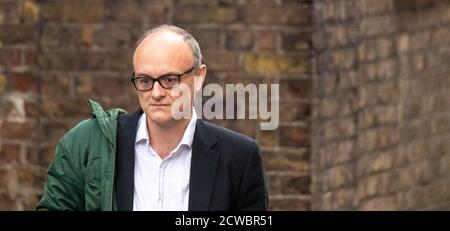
left=280, top=78, right=312, bottom=100
left=173, top=4, right=209, bottom=23
left=13, top=72, right=35, bottom=93
left=203, top=51, right=238, bottom=72
left=18, top=190, right=42, bottom=211
left=16, top=165, right=44, bottom=187
left=190, top=28, right=222, bottom=50
left=0, top=192, right=18, bottom=210
left=25, top=144, right=38, bottom=166
left=279, top=101, right=311, bottom=122
left=92, top=76, right=127, bottom=96
left=107, top=50, right=133, bottom=71
left=105, top=0, right=143, bottom=24
left=208, top=6, right=238, bottom=23
left=0, top=144, right=21, bottom=164
left=38, top=51, right=110, bottom=71
left=263, top=149, right=310, bottom=172
left=41, top=73, right=72, bottom=96
left=314, top=188, right=355, bottom=210
left=330, top=48, right=356, bottom=71
left=1, top=121, right=36, bottom=140
left=93, top=24, right=134, bottom=49
left=0, top=73, right=7, bottom=93
left=279, top=174, right=311, bottom=195
left=40, top=120, right=71, bottom=143
left=359, top=195, right=397, bottom=210
left=40, top=25, right=83, bottom=49
left=259, top=129, right=278, bottom=148
left=225, top=30, right=254, bottom=50
left=243, top=3, right=311, bottom=25
left=256, top=30, right=277, bottom=50
left=0, top=0, right=21, bottom=24
left=281, top=31, right=311, bottom=51
left=0, top=49, right=21, bottom=68
left=244, top=53, right=311, bottom=75
left=316, top=140, right=354, bottom=169
left=40, top=98, right=91, bottom=119
left=0, top=25, right=37, bottom=45
left=36, top=145, right=56, bottom=167
left=144, top=3, right=169, bottom=25
left=267, top=173, right=281, bottom=196
left=322, top=165, right=354, bottom=191
left=359, top=15, right=396, bottom=37
left=269, top=197, right=311, bottom=211
left=41, top=0, right=105, bottom=23
left=24, top=49, right=37, bottom=66
left=279, top=125, right=310, bottom=148
left=0, top=168, right=10, bottom=188
left=81, top=25, right=94, bottom=46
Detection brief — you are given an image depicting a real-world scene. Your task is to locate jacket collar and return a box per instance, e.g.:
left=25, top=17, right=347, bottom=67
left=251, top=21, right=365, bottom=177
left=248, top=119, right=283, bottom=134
left=188, top=119, right=219, bottom=211
left=115, top=107, right=143, bottom=211
left=87, top=99, right=126, bottom=149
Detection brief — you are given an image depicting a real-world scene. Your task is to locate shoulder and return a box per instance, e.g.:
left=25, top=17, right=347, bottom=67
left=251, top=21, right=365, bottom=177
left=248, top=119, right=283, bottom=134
left=198, top=120, right=266, bottom=200
left=62, top=106, right=125, bottom=145
left=56, top=116, right=111, bottom=169
left=60, top=117, right=103, bottom=146
left=60, top=107, right=126, bottom=148
left=199, top=120, right=258, bottom=149
left=197, top=120, right=261, bottom=166
left=51, top=101, right=125, bottom=170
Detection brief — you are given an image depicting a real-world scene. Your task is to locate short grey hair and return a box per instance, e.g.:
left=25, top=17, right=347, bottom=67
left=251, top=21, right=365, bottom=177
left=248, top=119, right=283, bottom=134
left=135, top=24, right=203, bottom=68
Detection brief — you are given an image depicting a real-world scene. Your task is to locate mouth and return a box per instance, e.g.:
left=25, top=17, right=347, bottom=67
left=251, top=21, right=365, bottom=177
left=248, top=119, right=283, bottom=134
left=150, top=104, right=171, bottom=107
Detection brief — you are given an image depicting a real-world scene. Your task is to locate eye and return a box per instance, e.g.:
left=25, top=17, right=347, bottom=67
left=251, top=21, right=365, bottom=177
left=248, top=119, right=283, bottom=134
left=163, top=76, right=178, bottom=83
left=139, top=78, right=152, bottom=84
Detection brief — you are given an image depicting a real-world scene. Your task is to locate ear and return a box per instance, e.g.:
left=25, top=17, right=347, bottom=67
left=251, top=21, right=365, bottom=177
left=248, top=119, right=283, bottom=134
left=194, top=64, right=207, bottom=92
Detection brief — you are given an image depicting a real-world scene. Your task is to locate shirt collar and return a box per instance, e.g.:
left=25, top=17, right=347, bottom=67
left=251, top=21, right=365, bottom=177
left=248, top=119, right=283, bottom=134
left=135, top=109, right=198, bottom=150
left=178, top=108, right=197, bottom=149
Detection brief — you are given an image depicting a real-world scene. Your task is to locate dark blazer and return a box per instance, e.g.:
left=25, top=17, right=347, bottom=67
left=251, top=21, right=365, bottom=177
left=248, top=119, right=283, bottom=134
left=114, top=108, right=268, bottom=211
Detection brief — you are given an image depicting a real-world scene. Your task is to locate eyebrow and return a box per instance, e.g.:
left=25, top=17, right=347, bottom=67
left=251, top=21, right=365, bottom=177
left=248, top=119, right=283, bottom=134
left=134, top=71, right=182, bottom=78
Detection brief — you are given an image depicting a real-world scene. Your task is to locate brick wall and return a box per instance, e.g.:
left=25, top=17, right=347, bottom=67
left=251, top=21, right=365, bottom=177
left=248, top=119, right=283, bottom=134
left=0, top=0, right=41, bottom=210
left=1, top=0, right=449, bottom=211
left=0, top=0, right=312, bottom=210
left=312, top=0, right=450, bottom=210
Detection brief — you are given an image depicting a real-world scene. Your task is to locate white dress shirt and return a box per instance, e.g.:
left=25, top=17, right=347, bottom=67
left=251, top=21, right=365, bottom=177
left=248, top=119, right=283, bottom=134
left=133, top=111, right=197, bottom=211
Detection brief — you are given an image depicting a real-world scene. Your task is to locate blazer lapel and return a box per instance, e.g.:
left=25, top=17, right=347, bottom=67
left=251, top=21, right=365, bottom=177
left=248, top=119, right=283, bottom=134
left=115, top=108, right=143, bottom=211
left=188, top=120, right=219, bottom=211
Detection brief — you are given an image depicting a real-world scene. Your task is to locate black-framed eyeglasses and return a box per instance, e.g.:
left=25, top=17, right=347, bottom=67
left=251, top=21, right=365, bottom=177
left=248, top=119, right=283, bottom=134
left=131, top=66, right=195, bottom=91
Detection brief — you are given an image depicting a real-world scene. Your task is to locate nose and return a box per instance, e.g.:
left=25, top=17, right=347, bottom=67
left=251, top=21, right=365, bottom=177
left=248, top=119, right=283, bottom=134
left=150, top=81, right=166, bottom=100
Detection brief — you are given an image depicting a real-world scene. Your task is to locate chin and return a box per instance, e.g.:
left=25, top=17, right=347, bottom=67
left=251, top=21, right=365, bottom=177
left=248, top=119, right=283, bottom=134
left=146, top=110, right=175, bottom=125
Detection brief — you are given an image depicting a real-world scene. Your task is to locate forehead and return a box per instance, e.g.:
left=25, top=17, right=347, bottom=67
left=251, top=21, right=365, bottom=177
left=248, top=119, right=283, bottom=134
left=133, top=32, right=194, bottom=74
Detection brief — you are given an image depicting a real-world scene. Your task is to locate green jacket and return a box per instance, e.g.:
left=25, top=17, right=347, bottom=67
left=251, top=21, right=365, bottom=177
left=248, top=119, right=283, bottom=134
left=37, top=100, right=126, bottom=211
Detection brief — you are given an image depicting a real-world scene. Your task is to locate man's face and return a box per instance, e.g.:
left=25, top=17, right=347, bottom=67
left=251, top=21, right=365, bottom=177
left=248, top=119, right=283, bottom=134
left=133, top=32, right=206, bottom=126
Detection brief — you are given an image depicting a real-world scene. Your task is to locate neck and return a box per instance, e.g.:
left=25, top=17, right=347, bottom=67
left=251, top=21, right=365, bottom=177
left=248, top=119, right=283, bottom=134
left=146, top=117, right=191, bottom=159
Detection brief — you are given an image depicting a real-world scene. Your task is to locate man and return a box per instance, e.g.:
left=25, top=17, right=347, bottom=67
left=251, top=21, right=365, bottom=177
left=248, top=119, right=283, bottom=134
left=37, top=25, right=268, bottom=211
